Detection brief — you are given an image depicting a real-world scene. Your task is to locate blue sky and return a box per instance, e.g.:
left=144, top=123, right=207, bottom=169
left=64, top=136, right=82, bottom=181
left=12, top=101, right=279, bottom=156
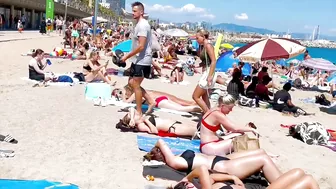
left=125, top=0, right=336, bottom=36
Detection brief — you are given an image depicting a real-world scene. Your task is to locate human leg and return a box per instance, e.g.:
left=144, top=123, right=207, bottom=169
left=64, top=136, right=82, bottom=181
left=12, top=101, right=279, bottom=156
left=267, top=168, right=305, bottom=189
left=192, top=85, right=209, bottom=112
left=158, top=99, right=201, bottom=112
left=201, top=139, right=233, bottom=156
left=217, top=153, right=281, bottom=183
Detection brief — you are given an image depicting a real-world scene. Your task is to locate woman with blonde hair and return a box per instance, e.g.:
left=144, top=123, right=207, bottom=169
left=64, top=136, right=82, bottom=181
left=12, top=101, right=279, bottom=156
left=82, top=51, right=116, bottom=85
left=192, top=29, right=218, bottom=112
left=199, top=95, right=259, bottom=156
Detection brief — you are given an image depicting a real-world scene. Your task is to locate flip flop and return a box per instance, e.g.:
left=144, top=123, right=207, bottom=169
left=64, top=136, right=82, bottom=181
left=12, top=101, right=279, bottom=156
left=0, top=151, right=15, bottom=158
left=0, top=134, right=18, bottom=144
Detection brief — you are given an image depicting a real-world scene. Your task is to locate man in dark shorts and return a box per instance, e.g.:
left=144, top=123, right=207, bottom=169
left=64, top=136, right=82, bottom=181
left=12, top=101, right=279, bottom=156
left=121, top=1, right=155, bottom=116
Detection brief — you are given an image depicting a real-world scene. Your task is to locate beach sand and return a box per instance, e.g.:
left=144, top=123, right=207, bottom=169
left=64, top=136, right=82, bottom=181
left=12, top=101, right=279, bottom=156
left=0, top=34, right=335, bottom=189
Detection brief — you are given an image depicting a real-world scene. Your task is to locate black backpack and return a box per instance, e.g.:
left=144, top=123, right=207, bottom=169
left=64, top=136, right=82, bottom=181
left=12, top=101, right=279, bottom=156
left=315, top=94, right=331, bottom=106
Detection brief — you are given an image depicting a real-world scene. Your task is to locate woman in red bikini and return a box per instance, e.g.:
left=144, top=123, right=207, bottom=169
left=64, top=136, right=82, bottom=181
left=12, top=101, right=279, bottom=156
left=112, top=85, right=202, bottom=112
left=118, top=107, right=197, bottom=137
left=200, top=95, right=259, bottom=156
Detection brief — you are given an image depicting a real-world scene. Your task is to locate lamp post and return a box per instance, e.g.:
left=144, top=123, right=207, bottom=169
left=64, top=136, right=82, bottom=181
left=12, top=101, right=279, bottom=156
left=63, top=0, right=68, bottom=36
left=93, top=0, right=98, bottom=39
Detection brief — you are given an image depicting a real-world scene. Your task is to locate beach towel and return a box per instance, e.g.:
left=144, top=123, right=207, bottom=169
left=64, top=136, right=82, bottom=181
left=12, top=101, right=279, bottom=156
left=107, top=99, right=192, bottom=116
left=20, top=77, right=80, bottom=87
left=281, top=123, right=336, bottom=151
left=0, top=179, right=78, bottom=189
left=142, top=165, right=268, bottom=189
left=160, top=79, right=190, bottom=86
left=137, top=135, right=200, bottom=155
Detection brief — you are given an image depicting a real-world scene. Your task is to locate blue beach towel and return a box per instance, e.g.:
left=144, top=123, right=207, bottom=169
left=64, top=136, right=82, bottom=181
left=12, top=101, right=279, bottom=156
left=0, top=179, right=79, bottom=189
left=137, top=135, right=200, bottom=155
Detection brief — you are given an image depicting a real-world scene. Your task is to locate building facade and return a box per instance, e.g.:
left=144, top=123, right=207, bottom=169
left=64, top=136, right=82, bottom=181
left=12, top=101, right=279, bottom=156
left=0, top=0, right=90, bottom=30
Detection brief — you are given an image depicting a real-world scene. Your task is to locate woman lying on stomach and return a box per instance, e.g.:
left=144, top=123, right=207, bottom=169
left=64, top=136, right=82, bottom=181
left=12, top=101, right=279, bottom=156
left=112, top=85, right=201, bottom=112
left=28, top=49, right=52, bottom=82
left=146, top=139, right=280, bottom=183
left=118, top=107, right=196, bottom=137
left=199, top=94, right=258, bottom=156
left=170, top=165, right=319, bottom=189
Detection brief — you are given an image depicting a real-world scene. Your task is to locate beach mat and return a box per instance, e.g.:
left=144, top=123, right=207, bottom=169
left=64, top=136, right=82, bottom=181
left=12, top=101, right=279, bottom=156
left=0, top=179, right=78, bottom=189
left=109, top=100, right=192, bottom=116
left=137, top=135, right=200, bottom=155
left=143, top=165, right=268, bottom=189
left=21, top=53, right=72, bottom=60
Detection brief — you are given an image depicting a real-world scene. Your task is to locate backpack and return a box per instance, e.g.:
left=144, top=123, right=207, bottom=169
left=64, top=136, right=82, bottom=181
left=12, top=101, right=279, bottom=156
left=57, top=75, right=73, bottom=83
left=315, top=94, right=331, bottom=106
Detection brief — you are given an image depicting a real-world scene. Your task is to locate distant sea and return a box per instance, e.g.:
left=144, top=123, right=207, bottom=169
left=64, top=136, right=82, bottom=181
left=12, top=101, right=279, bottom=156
left=233, top=43, right=336, bottom=64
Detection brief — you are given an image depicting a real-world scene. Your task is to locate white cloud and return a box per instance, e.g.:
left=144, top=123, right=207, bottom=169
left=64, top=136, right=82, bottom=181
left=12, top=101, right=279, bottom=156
left=234, top=13, right=248, bottom=20
left=144, top=3, right=215, bottom=20
left=304, top=25, right=314, bottom=30
left=330, top=28, right=336, bottom=32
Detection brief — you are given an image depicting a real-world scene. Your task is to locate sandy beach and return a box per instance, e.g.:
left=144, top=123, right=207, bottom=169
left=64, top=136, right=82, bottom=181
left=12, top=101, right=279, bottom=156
left=0, top=33, right=335, bottom=189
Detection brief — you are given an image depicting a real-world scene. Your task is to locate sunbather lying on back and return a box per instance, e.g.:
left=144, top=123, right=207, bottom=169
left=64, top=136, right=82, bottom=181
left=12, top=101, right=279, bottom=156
left=171, top=165, right=319, bottom=189
left=118, top=107, right=196, bottom=138
left=112, top=85, right=201, bottom=112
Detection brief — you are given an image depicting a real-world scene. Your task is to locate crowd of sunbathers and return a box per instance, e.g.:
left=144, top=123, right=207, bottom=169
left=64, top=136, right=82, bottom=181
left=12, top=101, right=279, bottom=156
left=25, top=10, right=324, bottom=188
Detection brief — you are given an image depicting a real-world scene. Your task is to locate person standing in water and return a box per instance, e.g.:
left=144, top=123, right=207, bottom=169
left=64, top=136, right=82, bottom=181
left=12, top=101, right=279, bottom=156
left=121, top=1, right=155, bottom=117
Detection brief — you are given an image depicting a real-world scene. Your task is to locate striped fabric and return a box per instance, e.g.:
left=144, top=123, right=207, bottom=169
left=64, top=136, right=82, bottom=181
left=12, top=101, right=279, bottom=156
left=301, top=58, right=336, bottom=71
left=235, top=38, right=306, bottom=63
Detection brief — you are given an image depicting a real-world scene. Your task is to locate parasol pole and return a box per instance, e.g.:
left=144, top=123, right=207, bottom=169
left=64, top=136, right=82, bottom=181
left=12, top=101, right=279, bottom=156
left=93, top=0, right=98, bottom=39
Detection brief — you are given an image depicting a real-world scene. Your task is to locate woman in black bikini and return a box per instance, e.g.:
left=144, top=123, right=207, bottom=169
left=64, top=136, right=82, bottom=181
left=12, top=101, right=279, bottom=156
left=119, top=107, right=197, bottom=137
left=28, top=49, right=52, bottom=82
left=171, top=165, right=320, bottom=189
left=145, top=139, right=281, bottom=185
left=83, top=51, right=116, bottom=85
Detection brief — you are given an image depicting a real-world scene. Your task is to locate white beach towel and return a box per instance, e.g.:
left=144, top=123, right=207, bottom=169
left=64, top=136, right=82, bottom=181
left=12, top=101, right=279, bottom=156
left=160, top=79, right=190, bottom=85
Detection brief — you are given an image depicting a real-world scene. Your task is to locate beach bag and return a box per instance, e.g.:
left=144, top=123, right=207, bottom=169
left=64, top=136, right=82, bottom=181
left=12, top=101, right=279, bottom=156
left=74, top=72, right=85, bottom=82
left=293, top=78, right=302, bottom=88
left=112, top=49, right=126, bottom=68
left=232, top=134, right=260, bottom=153
left=57, top=75, right=73, bottom=83
left=289, top=122, right=330, bottom=145
left=238, top=96, right=256, bottom=107
left=315, top=94, right=331, bottom=106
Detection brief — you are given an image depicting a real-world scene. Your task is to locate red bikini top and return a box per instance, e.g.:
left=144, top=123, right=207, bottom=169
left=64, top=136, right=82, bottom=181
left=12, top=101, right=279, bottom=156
left=201, top=110, right=221, bottom=132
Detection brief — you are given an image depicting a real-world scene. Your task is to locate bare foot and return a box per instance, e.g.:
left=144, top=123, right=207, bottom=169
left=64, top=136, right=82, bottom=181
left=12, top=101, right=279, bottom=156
left=144, top=102, right=156, bottom=115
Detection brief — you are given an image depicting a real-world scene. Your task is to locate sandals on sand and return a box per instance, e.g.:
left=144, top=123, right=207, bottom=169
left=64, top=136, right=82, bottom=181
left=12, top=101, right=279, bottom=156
left=0, top=134, right=18, bottom=144
left=0, top=150, right=15, bottom=158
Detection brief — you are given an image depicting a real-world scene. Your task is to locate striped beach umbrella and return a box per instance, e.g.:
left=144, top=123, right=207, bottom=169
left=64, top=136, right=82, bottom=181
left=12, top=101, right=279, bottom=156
left=301, top=58, right=336, bottom=71
left=235, top=38, right=306, bottom=63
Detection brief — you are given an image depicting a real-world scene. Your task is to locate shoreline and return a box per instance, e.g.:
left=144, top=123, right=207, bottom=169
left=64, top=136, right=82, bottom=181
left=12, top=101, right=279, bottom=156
left=223, top=37, right=336, bottom=49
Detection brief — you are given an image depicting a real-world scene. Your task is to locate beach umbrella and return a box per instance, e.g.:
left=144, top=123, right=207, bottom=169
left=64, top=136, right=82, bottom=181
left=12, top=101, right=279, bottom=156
left=276, top=59, right=287, bottom=67
left=82, top=16, right=108, bottom=24
left=220, top=43, right=234, bottom=49
left=235, top=38, right=306, bottom=63
left=163, top=29, right=188, bottom=37
left=112, top=40, right=132, bottom=52
left=301, top=58, right=336, bottom=71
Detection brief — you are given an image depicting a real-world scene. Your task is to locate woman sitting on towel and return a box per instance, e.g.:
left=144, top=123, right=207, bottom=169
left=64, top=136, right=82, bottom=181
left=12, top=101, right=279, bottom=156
left=119, top=107, right=197, bottom=137
left=28, top=49, right=52, bottom=82
left=170, top=63, right=184, bottom=84
left=199, top=95, right=258, bottom=156
left=112, top=85, right=201, bottom=112
left=170, top=165, right=320, bottom=189
left=71, top=42, right=90, bottom=60
left=83, top=51, right=116, bottom=85
left=146, top=139, right=285, bottom=186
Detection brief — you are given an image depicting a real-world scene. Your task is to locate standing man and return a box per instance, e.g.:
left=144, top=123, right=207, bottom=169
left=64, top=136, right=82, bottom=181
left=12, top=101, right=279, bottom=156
left=121, top=1, right=155, bottom=116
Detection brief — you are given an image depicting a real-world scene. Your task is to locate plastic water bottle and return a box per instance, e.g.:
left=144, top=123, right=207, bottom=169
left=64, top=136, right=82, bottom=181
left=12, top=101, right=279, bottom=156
left=46, top=59, right=52, bottom=65
left=118, top=68, right=124, bottom=77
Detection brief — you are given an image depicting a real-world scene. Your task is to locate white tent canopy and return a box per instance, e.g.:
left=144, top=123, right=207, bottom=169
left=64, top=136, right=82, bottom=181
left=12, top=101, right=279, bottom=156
left=163, top=29, right=188, bottom=37
left=82, top=16, right=108, bottom=24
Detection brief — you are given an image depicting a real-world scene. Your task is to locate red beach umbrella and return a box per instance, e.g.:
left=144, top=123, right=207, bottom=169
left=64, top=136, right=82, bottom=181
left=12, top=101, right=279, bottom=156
left=235, top=38, right=306, bottom=63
